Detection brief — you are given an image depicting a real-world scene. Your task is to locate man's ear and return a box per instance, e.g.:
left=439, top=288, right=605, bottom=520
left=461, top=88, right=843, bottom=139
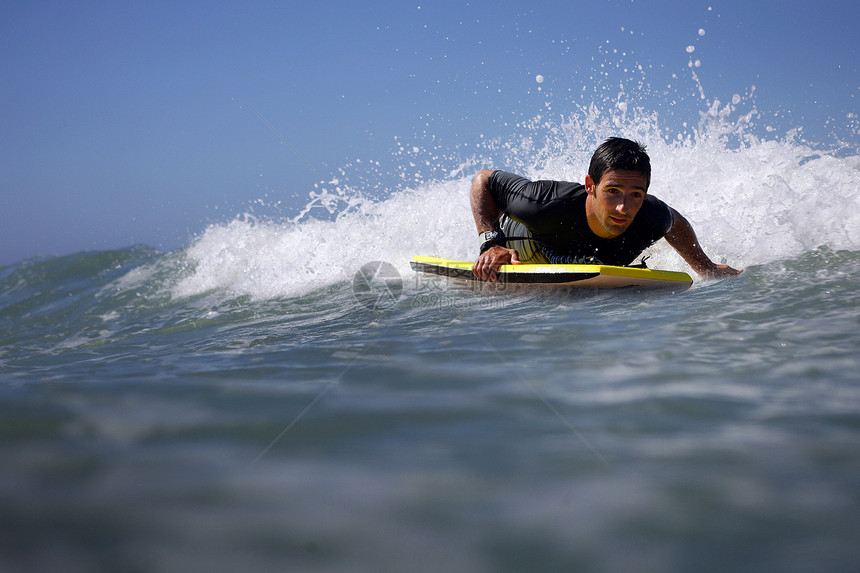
left=585, top=174, right=595, bottom=194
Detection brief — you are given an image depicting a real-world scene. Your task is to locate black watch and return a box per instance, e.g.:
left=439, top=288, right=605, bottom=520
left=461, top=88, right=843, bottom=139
left=479, top=229, right=505, bottom=254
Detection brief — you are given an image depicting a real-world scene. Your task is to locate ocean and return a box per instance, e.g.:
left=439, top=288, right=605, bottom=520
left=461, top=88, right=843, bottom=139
left=2, top=106, right=860, bottom=572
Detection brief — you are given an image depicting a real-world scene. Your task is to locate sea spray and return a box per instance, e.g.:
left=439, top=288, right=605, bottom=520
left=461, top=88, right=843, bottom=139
left=173, top=98, right=859, bottom=301
left=173, top=178, right=474, bottom=300
left=169, top=31, right=859, bottom=302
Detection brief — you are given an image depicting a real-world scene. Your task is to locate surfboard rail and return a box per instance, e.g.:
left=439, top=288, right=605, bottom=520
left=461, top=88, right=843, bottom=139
left=410, top=255, right=692, bottom=290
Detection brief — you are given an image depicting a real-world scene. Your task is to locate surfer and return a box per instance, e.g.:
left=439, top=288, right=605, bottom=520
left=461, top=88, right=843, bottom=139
left=471, top=137, right=743, bottom=281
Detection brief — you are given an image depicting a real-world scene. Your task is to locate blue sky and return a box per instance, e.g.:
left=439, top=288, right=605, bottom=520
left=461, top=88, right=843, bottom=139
left=1, top=0, right=857, bottom=265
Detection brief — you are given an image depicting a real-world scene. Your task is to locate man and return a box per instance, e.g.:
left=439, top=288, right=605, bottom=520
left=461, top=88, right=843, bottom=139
left=471, top=137, right=742, bottom=281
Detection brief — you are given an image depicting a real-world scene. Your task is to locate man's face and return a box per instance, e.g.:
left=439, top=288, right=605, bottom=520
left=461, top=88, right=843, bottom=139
left=585, top=169, right=648, bottom=239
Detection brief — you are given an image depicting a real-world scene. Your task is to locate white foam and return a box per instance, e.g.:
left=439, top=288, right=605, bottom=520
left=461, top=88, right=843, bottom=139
left=173, top=180, right=473, bottom=300
left=173, top=101, right=860, bottom=301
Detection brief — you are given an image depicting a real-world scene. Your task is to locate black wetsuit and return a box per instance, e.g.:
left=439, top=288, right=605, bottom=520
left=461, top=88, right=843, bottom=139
left=488, top=170, right=674, bottom=266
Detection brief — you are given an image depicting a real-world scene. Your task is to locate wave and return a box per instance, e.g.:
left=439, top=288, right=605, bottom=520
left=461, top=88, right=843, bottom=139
left=3, top=89, right=859, bottom=306
left=2, top=244, right=858, bottom=363
left=170, top=100, right=860, bottom=300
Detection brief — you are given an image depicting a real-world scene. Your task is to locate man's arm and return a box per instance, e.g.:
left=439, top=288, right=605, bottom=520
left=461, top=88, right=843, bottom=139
left=664, top=207, right=743, bottom=278
left=470, top=169, right=520, bottom=281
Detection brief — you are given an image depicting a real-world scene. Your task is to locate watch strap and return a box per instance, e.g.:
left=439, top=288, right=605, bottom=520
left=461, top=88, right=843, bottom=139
left=479, top=229, right=505, bottom=253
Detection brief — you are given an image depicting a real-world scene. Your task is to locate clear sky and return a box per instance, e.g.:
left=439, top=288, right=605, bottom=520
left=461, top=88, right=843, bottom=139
left=1, top=0, right=857, bottom=265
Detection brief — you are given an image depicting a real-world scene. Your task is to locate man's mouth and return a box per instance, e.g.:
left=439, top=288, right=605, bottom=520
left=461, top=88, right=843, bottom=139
left=609, top=216, right=627, bottom=225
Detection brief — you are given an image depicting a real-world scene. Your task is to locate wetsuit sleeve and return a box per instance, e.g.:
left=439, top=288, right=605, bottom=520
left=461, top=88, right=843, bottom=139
left=487, top=171, right=582, bottom=233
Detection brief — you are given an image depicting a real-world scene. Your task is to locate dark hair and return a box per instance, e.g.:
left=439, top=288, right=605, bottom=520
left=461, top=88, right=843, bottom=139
left=588, top=137, right=651, bottom=189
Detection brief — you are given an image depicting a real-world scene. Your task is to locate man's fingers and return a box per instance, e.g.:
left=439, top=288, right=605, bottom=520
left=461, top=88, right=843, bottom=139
left=472, top=246, right=519, bottom=281
left=472, top=257, right=495, bottom=281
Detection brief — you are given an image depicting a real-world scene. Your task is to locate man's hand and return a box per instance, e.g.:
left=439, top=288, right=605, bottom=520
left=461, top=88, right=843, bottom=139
left=472, top=245, right=520, bottom=282
left=665, top=208, right=743, bottom=279
left=470, top=169, right=522, bottom=281
left=701, top=264, right=743, bottom=279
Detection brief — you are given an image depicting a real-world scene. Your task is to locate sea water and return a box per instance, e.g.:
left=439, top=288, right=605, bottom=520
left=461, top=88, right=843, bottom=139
left=2, top=100, right=860, bottom=571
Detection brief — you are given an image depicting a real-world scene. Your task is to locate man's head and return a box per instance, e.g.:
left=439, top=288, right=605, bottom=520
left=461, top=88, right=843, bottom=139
left=587, top=137, right=651, bottom=190
left=584, top=138, right=651, bottom=239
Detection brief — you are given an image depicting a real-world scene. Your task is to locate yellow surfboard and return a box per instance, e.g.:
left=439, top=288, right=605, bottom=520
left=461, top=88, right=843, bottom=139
left=410, top=255, right=692, bottom=291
